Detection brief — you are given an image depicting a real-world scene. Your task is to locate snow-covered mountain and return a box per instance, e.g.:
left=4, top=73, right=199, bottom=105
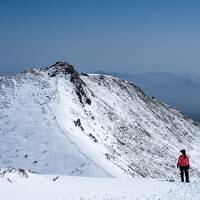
left=96, top=71, right=200, bottom=121
left=1, top=62, right=200, bottom=179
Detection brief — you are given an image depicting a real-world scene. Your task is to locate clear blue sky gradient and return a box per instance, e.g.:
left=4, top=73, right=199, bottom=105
left=1, top=0, right=200, bottom=75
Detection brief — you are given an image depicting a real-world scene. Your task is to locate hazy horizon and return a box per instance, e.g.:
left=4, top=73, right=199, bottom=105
left=1, top=0, right=200, bottom=75
left=1, top=63, right=200, bottom=77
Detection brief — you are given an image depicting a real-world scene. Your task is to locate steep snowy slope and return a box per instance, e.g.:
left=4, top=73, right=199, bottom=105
left=0, top=62, right=200, bottom=178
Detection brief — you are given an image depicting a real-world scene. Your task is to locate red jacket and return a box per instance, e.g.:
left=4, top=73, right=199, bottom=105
left=177, top=155, right=190, bottom=167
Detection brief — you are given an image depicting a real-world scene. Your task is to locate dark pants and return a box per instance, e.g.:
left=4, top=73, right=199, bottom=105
left=180, top=165, right=189, bottom=182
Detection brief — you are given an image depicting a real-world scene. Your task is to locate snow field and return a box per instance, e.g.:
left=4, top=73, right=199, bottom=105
left=0, top=171, right=177, bottom=200
left=1, top=170, right=200, bottom=200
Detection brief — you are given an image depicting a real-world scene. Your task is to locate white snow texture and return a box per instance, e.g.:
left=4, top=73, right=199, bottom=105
left=0, top=62, right=200, bottom=180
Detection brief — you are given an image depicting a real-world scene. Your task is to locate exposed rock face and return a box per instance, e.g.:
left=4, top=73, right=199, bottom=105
left=0, top=168, right=30, bottom=181
left=45, top=61, right=79, bottom=77
left=0, top=61, right=200, bottom=178
left=44, top=62, right=92, bottom=105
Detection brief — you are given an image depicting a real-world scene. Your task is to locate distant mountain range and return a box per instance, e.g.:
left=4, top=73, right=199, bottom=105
left=95, top=71, right=200, bottom=121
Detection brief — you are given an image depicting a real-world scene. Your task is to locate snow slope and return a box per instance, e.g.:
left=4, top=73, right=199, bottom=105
left=0, top=169, right=199, bottom=200
left=0, top=62, right=200, bottom=179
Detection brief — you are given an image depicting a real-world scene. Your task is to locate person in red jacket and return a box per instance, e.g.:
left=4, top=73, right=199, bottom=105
left=177, top=149, right=190, bottom=182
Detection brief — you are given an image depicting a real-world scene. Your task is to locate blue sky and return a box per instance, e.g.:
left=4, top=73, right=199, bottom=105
left=1, top=0, right=200, bottom=75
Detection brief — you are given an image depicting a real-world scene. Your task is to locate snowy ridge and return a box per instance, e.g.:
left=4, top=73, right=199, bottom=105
left=0, top=61, right=200, bottom=179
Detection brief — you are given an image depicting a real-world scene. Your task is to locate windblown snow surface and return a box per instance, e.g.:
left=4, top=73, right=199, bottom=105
left=1, top=62, right=200, bottom=199
left=0, top=169, right=200, bottom=200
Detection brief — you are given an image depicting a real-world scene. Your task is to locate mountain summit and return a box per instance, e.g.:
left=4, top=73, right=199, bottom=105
left=0, top=62, right=200, bottom=178
left=44, top=61, right=79, bottom=77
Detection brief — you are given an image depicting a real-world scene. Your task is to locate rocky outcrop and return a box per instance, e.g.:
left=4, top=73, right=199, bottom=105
left=44, top=62, right=92, bottom=105
left=45, top=61, right=79, bottom=77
